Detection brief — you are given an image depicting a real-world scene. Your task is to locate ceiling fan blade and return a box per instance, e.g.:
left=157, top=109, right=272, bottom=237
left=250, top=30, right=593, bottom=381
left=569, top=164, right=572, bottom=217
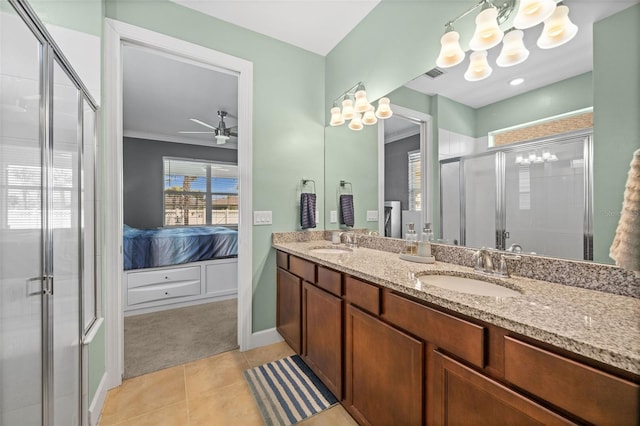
left=179, top=131, right=216, bottom=134
left=229, top=131, right=238, bottom=137
left=189, top=118, right=218, bottom=130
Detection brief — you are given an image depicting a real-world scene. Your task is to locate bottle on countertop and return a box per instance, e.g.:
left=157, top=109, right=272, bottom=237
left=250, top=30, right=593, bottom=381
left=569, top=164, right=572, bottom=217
left=418, top=223, right=434, bottom=257
left=421, top=223, right=434, bottom=242
left=405, top=223, right=418, bottom=255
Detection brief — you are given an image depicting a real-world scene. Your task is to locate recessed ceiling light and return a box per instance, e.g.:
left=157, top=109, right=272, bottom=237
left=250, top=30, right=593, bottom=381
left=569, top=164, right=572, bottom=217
left=510, top=77, right=525, bottom=86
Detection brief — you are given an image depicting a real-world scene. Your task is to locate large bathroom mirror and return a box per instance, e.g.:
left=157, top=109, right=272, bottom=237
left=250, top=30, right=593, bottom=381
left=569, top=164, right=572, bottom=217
left=324, top=0, right=640, bottom=265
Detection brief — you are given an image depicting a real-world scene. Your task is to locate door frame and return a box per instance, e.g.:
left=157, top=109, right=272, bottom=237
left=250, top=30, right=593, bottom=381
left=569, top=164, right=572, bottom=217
left=103, top=19, right=253, bottom=389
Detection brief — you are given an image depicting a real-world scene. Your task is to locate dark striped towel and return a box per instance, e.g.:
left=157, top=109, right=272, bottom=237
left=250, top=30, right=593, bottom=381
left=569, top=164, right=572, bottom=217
left=300, top=193, right=316, bottom=229
left=340, top=194, right=354, bottom=227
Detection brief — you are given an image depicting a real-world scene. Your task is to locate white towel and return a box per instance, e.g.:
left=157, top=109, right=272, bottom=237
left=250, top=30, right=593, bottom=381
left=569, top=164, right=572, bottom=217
left=609, top=149, right=640, bottom=274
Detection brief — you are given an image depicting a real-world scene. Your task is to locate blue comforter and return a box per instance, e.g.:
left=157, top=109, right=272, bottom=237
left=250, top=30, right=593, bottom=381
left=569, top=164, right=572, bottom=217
left=123, top=225, right=238, bottom=270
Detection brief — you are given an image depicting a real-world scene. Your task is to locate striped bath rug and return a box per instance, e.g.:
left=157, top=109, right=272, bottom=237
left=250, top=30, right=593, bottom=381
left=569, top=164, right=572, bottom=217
left=243, top=355, right=338, bottom=426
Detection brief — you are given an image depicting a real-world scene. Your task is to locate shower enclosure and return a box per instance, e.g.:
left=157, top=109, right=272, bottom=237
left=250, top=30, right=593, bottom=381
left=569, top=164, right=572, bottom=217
left=1, top=1, right=97, bottom=425
left=440, top=131, right=593, bottom=261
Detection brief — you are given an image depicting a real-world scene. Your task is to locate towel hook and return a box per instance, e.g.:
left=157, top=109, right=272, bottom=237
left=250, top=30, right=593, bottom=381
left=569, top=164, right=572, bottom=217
left=301, top=178, right=316, bottom=194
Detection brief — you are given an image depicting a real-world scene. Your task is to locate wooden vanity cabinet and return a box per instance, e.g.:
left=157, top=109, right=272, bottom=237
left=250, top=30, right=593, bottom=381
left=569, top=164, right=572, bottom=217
left=302, top=265, right=343, bottom=398
left=276, top=267, right=302, bottom=354
left=345, top=304, right=424, bottom=426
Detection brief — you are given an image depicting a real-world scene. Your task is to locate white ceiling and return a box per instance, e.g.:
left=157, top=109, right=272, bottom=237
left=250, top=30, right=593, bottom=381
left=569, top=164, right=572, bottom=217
left=404, top=0, right=638, bottom=109
left=170, top=0, right=380, bottom=56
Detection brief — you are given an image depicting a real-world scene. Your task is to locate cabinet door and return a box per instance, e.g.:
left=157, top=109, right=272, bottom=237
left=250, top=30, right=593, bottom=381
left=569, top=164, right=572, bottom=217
left=276, top=268, right=302, bottom=354
left=302, top=282, right=342, bottom=399
left=345, top=304, right=424, bottom=425
left=431, top=351, right=574, bottom=426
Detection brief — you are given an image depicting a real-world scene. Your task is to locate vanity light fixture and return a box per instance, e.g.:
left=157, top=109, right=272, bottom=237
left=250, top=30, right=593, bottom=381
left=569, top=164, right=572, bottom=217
left=329, top=82, right=393, bottom=130
left=436, top=0, right=577, bottom=82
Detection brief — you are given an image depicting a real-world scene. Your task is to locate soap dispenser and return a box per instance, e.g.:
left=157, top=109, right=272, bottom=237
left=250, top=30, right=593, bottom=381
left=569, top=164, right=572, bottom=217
left=421, top=223, right=434, bottom=242
left=404, top=223, right=417, bottom=254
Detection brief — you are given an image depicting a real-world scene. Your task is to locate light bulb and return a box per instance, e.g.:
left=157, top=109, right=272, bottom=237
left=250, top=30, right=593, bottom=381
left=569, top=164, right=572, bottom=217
left=354, top=89, right=370, bottom=113
left=514, top=0, right=556, bottom=29
left=362, top=105, right=377, bottom=125
left=375, top=97, right=393, bottom=119
left=515, top=155, right=524, bottom=164
left=537, top=5, right=578, bottom=49
left=469, top=8, right=504, bottom=51
left=341, top=98, right=355, bottom=120
left=542, top=150, right=551, bottom=159
left=348, top=113, right=363, bottom=131
left=496, top=30, right=530, bottom=67
left=330, top=106, right=345, bottom=126
left=464, top=51, right=492, bottom=82
left=436, top=30, right=465, bottom=68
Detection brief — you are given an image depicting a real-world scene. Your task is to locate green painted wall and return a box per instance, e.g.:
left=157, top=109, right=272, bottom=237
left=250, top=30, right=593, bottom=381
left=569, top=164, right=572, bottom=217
left=437, top=95, right=476, bottom=137
left=593, top=4, right=640, bottom=263
left=29, top=0, right=103, bottom=36
left=387, top=86, right=432, bottom=115
left=105, top=0, right=326, bottom=333
left=476, top=72, right=593, bottom=137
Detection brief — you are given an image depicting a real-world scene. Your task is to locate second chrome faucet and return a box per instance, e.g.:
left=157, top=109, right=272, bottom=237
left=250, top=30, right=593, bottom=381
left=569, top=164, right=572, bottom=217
left=472, top=247, right=521, bottom=278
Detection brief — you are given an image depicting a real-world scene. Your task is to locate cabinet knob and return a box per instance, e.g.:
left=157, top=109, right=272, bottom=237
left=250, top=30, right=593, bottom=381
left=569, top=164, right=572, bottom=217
left=165, top=276, right=169, bottom=280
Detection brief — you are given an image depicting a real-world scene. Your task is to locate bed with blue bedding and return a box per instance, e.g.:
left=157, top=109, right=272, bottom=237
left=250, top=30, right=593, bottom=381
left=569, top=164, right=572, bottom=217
left=123, top=225, right=238, bottom=270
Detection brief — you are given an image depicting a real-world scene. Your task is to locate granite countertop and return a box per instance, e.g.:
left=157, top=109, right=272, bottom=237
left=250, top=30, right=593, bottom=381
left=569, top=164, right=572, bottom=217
left=273, top=240, right=640, bottom=375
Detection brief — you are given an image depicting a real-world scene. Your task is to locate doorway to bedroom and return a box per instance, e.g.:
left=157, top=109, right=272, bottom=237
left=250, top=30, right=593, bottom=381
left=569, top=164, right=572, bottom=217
left=120, top=42, right=241, bottom=379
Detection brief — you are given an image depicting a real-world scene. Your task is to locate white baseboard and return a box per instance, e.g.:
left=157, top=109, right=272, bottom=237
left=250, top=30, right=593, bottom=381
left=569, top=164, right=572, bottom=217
left=248, top=327, right=283, bottom=350
left=88, top=372, right=108, bottom=426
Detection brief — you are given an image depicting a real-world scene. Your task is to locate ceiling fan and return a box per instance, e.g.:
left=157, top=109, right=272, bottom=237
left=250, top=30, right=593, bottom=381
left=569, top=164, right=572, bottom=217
left=179, top=110, right=238, bottom=144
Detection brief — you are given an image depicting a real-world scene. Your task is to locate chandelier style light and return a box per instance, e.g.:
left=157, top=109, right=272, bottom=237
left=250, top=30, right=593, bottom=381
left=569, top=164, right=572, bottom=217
left=434, top=0, right=578, bottom=82
left=329, top=82, right=393, bottom=130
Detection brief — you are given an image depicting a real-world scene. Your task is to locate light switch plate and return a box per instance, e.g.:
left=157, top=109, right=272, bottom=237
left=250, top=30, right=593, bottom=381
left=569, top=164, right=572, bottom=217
left=330, top=210, right=337, bottom=223
left=253, top=210, right=272, bottom=225
left=366, top=210, right=379, bottom=221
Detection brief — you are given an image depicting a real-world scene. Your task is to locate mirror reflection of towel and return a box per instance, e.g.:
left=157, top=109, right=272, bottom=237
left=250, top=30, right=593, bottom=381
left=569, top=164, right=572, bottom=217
left=340, top=194, right=354, bottom=227
left=610, top=149, right=640, bottom=273
left=300, top=193, right=316, bottom=229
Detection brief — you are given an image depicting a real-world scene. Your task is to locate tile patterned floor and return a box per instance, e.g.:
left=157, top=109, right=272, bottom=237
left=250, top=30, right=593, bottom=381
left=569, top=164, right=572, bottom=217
left=99, top=342, right=358, bottom=426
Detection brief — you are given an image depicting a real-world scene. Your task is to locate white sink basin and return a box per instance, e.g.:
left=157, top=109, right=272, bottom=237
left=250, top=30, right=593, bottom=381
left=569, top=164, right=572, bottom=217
left=418, top=274, right=521, bottom=297
left=309, top=247, right=353, bottom=254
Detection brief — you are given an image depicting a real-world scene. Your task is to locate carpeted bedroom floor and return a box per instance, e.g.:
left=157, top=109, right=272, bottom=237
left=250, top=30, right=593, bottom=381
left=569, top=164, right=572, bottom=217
left=124, top=298, right=238, bottom=379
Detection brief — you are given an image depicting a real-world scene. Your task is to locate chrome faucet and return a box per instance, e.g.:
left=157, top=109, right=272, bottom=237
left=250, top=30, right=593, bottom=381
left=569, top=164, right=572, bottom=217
left=506, top=243, right=523, bottom=253
left=340, top=231, right=358, bottom=248
left=472, top=248, right=521, bottom=277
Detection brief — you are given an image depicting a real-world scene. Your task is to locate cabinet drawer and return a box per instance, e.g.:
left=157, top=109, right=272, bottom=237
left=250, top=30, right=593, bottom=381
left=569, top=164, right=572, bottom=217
left=504, top=336, right=639, bottom=425
left=276, top=251, right=289, bottom=270
left=345, top=276, right=380, bottom=315
left=127, top=266, right=200, bottom=289
left=127, top=279, right=200, bottom=306
left=289, top=256, right=316, bottom=283
left=316, top=266, right=341, bottom=297
left=384, top=292, right=485, bottom=368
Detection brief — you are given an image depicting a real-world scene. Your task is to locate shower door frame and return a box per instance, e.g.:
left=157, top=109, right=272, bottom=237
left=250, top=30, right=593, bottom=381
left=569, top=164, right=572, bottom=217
left=6, top=0, right=99, bottom=425
left=440, top=129, right=594, bottom=260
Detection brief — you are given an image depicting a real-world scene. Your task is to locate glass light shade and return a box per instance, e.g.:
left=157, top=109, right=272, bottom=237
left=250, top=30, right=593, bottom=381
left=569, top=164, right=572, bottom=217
left=496, top=30, right=530, bottom=67
left=354, top=89, right=370, bottom=113
left=330, top=106, right=345, bottom=126
left=375, top=97, right=393, bottom=119
left=215, top=134, right=229, bottom=144
left=537, top=5, right=578, bottom=49
left=464, top=51, right=492, bottom=82
left=513, top=0, right=556, bottom=29
left=341, top=98, right=355, bottom=120
left=436, top=31, right=465, bottom=68
left=362, top=105, right=377, bottom=125
left=469, top=8, right=504, bottom=51
left=348, top=113, right=363, bottom=131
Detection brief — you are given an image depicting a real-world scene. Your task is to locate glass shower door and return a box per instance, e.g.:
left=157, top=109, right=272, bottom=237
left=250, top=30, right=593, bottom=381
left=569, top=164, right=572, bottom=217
left=51, top=59, right=81, bottom=426
left=504, top=137, right=588, bottom=260
left=463, top=154, right=497, bottom=249
left=0, top=9, right=43, bottom=426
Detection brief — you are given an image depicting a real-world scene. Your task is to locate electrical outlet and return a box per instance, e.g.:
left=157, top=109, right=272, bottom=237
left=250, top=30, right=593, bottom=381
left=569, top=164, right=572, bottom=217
left=315, top=210, right=320, bottom=224
left=330, top=210, right=337, bottom=223
left=366, top=210, right=379, bottom=221
left=253, top=210, right=272, bottom=225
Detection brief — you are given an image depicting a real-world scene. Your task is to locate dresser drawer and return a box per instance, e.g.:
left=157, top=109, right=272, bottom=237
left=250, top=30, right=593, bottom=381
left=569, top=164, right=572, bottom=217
left=127, top=266, right=201, bottom=289
left=127, top=279, right=201, bottom=306
left=345, top=276, right=380, bottom=315
left=504, top=336, right=640, bottom=425
left=316, top=266, right=342, bottom=297
left=289, top=256, right=316, bottom=283
left=276, top=251, right=289, bottom=270
left=384, top=292, right=485, bottom=368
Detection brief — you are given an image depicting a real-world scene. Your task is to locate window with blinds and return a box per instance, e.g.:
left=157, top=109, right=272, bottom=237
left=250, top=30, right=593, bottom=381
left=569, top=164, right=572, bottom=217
left=408, top=150, right=422, bottom=211
left=163, top=157, right=238, bottom=226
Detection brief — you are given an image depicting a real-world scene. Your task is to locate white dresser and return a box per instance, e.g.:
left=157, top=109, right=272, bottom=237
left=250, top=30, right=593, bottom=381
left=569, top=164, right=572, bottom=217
left=123, top=257, right=237, bottom=315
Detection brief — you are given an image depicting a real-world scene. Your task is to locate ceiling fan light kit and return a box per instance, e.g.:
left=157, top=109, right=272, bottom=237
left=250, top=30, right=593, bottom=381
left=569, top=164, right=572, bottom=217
left=179, top=110, right=237, bottom=144
left=435, top=0, right=578, bottom=82
left=330, top=82, right=393, bottom=131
